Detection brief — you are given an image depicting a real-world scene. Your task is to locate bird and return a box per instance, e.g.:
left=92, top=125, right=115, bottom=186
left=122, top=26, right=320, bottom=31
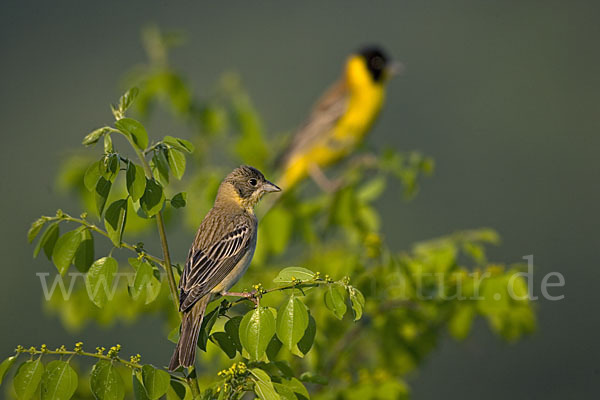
left=276, top=45, right=401, bottom=191
left=169, top=165, right=281, bottom=370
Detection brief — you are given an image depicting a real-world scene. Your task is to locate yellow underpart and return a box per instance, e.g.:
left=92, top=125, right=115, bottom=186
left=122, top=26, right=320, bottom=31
left=280, top=55, right=385, bottom=189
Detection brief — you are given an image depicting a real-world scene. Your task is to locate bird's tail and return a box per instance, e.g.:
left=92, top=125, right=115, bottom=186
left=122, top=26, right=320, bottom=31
left=168, top=296, right=210, bottom=371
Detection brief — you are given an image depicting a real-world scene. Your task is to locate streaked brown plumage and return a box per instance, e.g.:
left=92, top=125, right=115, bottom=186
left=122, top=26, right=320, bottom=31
left=169, top=166, right=280, bottom=370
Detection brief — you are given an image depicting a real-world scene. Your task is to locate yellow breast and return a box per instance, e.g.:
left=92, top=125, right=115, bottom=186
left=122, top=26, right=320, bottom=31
left=334, top=56, right=385, bottom=144
left=280, top=56, right=385, bottom=189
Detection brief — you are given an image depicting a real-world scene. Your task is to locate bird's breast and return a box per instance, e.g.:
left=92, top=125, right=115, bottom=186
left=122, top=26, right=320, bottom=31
left=334, top=83, right=384, bottom=143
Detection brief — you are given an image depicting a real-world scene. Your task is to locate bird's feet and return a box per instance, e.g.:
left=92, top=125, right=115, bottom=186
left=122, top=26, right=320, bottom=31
left=308, top=164, right=342, bottom=193
left=220, top=290, right=260, bottom=306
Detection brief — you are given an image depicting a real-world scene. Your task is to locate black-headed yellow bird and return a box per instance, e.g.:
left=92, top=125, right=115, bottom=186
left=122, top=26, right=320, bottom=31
left=277, top=46, right=400, bottom=190
left=169, top=166, right=280, bottom=370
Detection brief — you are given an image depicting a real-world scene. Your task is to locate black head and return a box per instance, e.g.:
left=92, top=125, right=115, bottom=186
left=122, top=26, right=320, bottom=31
left=358, top=46, right=390, bottom=82
left=224, top=165, right=281, bottom=207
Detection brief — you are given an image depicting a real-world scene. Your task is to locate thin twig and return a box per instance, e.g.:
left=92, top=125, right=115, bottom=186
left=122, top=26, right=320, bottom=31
left=16, top=348, right=141, bottom=369
left=123, top=133, right=180, bottom=315
left=60, top=215, right=164, bottom=266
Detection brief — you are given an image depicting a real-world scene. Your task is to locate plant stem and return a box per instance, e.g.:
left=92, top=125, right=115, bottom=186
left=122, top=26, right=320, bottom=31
left=18, top=348, right=142, bottom=369
left=61, top=215, right=164, bottom=266
left=15, top=346, right=189, bottom=383
left=228, top=280, right=325, bottom=306
left=187, top=376, right=201, bottom=398
left=125, top=135, right=180, bottom=314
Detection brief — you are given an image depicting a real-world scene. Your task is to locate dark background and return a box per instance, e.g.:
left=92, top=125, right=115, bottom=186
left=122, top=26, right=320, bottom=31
left=1, top=1, right=598, bottom=398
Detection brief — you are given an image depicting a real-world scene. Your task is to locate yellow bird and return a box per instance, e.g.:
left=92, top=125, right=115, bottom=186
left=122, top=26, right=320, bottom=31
left=277, top=46, right=401, bottom=191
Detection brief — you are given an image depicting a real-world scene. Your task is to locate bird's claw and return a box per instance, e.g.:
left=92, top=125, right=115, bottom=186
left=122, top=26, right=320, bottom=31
left=221, top=290, right=260, bottom=306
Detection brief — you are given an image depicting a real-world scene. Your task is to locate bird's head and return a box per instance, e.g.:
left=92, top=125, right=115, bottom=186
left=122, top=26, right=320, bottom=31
left=347, top=45, right=403, bottom=86
left=218, top=165, right=281, bottom=210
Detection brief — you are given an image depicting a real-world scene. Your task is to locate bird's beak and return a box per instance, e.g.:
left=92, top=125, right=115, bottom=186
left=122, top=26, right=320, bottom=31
left=262, top=180, right=281, bottom=193
left=386, top=61, right=405, bottom=78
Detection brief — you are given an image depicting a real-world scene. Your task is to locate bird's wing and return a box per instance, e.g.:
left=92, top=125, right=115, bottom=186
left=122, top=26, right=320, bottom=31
left=278, top=79, right=349, bottom=166
left=179, top=221, right=254, bottom=312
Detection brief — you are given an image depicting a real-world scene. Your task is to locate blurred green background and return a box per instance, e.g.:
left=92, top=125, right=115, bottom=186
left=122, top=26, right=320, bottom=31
left=1, top=0, right=598, bottom=398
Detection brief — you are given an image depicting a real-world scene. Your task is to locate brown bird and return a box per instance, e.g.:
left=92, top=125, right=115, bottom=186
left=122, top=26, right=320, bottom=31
left=169, top=166, right=281, bottom=370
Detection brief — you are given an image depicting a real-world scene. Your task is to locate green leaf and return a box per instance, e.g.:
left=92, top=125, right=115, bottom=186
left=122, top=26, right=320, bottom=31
left=85, top=257, right=118, bottom=308
left=132, top=372, right=150, bottom=400
left=272, top=361, right=293, bottom=378
left=0, top=355, right=17, bottom=386
left=276, top=294, right=309, bottom=350
left=52, top=230, right=83, bottom=276
left=163, top=135, right=194, bottom=153
left=33, top=222, right=59, bottom=260
left=90, top=360, right=124, bottom=400
left=40, top=360, right=78, bottom=400
left=167, top=326, right=179, bottom=345
left=140, top=179, right=165, bottom=217
left=449, top=304, right=476, bottom=340
left=95, top=177, right=112, bottom=217
left=74, top=229, right=94, bottom=273
left=170, top=192, right=187, bottom=209
left=198, top=305, right=221, bottom=351
left=349, top=287, right=366, bottom=321
left=102, top=154, right=120, bottom=182
left=141, top=365, right=170, bottom=400
left=273, top=383, right=296, bottom=400
left=283, top=378, right=309, bottom=400
left=28, top=218, right=47, bottom=243
left=166, top=379, right=191, bottom=400
left=104, top=134, right=113, bottom=153
left=14, top=359, right=44, bottom=400
left=126, top=161, right=146, bottom=202
left=151, top=149, right=170, bottom=185
left=104, top=199, right=128, bottom=247
left=224, top=316, right=243, bottom=353
left=115, top=118, right=149, bottom=150
left=299, top=372, right=328, bottom=385
left=250, top=369, right=280, bottom=400
left=273, top=267, right=315, bottom=284
left=167, top=148, right=186, bottom=180
left=356, top=176, right=386, bottom=203
left=119, top=87, right=139, bottom=114
left=239, top=307, right=276, bottom=360
left=297, top=313, right=316, bottom=355
left=84, top=161, right=102, bottom=192
left=82, top=127, right=110, bottom=146
left=324, top=284, right=347, bottom=320
left=210, top=332, right=237, bottom=359
left=129, top=258, right=161, bottom=304
left=265, top=335, right=282, bottom=361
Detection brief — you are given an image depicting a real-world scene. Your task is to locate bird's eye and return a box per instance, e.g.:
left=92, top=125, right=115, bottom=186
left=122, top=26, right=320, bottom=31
left=249, top=178, right=258, bottom=186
